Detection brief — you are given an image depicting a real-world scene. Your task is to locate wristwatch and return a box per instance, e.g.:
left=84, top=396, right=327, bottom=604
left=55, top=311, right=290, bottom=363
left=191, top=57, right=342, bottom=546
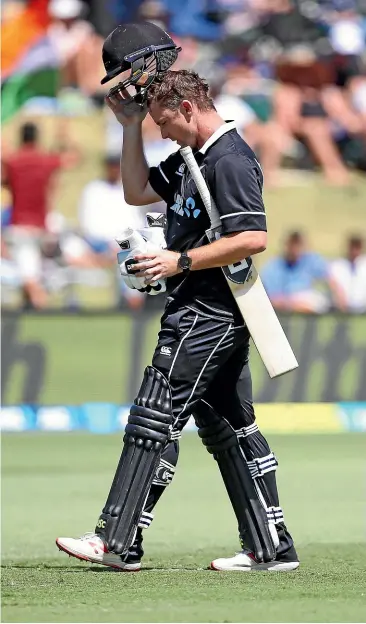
left=178, top=251, right=192, bottom=273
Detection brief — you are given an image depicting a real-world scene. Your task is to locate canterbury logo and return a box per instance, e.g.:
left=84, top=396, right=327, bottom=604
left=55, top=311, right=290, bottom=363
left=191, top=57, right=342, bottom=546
left=160, top=346, right=172, bottom=356
left=96, top=519, right=106, bottom=529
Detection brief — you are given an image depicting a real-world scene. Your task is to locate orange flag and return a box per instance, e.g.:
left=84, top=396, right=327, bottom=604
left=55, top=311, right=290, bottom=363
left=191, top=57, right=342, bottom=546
left=1, top=0, right=50, bottom=80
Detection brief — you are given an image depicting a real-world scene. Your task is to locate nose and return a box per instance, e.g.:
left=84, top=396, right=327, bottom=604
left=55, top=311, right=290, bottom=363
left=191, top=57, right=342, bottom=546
left=160, top=127, right=169, bottom=139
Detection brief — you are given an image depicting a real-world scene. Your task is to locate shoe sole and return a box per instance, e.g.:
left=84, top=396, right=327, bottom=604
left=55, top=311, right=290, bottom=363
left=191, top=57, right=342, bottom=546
left=55, top=539, right=141, bottom=572
left=210, top=561, right=299, bottom=572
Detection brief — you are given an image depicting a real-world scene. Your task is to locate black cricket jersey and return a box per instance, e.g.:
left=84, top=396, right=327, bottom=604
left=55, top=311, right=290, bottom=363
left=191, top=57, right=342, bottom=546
left=148, top=121, right=267, bottom=317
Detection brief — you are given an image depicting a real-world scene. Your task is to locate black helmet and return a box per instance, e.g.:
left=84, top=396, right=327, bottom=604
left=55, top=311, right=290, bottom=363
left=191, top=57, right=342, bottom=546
left=101, top=21, right=181, bottom=103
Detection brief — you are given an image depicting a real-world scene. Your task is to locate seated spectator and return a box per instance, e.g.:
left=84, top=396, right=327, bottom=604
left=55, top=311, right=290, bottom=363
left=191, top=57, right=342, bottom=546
left=257, top=0, right=352, bottom=184
left=2, top=121, right=80, bottom=309
left=0, top=236, right=22, bottom=303
left=261, top=231, right=347, bottom=313
left=330, top=235, right=366, bottom=313
left=78, top=155, right=146, bottom=251
left=211, top=66, right=289, bottom=185
left=78, top=155, right=147, bottom=310
left=320, top=0, right=366, bottom=169
left=47, top=0, right=105, bottom=100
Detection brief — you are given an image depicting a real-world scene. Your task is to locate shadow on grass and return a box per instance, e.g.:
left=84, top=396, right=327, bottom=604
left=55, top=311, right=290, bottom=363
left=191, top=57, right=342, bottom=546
left=1, top=564, right=207, bottom=572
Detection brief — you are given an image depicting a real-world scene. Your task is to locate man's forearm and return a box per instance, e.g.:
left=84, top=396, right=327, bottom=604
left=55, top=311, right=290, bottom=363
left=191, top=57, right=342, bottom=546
left=121, top=124, right=150, bottom=203
left=188, top=231, right=267, bottom=271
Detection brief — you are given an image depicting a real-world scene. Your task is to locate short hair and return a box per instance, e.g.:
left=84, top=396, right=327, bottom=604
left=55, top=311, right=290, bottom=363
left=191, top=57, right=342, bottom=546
left=104, top=154, right=120, bottom=166
left=147, top=70, right=216, bottom=112
left=287, top=231, right=304, bottom=245
left=20, top=122, right=38, bottom=144
left=348, top=235, right=363, bottom=248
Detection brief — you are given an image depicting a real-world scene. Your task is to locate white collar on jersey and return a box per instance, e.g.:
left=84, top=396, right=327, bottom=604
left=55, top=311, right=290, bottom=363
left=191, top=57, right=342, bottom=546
left=198, top=120, right=236, bottom=155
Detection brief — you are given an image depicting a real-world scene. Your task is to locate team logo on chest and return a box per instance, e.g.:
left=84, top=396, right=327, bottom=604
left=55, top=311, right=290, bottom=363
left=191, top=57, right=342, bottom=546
left=175, top=163, right=186, bottom=176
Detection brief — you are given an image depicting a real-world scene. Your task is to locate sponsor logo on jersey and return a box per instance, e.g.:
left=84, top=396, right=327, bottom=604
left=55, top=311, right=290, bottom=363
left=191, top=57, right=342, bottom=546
left=160, top=345, right=172, bottom=356
left=170, top=193, right=201, bottom=219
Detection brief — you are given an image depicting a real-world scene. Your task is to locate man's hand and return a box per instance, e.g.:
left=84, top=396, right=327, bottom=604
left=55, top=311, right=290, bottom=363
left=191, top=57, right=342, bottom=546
left=105, top=86, right=148, bottom=127
left=133, top=251, right=182, bottom=283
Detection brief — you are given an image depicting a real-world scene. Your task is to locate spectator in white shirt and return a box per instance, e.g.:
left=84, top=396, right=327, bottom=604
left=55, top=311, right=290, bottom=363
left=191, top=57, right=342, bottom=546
left=330, top=236, right=366, bottom=313
left=78, top=155, right=146, bottom=309
left=78, top=155, right=145, bottom=252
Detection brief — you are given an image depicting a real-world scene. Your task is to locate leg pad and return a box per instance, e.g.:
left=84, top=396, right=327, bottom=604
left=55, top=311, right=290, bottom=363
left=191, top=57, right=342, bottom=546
left=95, top=366, right=172, bottom=555
left=195, top=401, right=276, bottom=563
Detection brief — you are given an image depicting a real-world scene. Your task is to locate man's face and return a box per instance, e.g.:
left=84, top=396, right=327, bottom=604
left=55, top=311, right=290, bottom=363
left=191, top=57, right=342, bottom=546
left=105, top=161, right=120, bottom=183
left=148, top=100, right=197, bottom=147
left=285, top=238, right=304, bottom=262
left=348, top=240, right=363, bottom=261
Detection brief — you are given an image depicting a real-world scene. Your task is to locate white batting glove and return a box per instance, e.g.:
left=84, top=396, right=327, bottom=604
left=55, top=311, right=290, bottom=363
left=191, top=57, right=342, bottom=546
left=116, top=215, right=167, bottom=295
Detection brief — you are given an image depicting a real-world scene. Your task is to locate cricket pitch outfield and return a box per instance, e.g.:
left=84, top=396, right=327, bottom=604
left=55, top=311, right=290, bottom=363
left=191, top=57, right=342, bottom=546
left=2, top=432, right=365, bottom=623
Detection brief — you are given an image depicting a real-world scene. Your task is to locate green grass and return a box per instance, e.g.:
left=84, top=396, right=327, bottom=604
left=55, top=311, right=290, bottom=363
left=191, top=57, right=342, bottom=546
left=2, top=433, right=365, bottom=622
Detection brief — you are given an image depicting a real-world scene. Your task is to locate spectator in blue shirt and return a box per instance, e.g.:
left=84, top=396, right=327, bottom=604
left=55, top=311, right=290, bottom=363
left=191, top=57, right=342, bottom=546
left=261, top=231, right=346, bottom=313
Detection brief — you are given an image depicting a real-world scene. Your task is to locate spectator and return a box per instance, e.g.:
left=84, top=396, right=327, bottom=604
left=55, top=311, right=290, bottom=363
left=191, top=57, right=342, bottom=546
left=256, top=0, right=352, bottom=184
left=2, top=121, right=80, bottom=309
left=330, top=235, right=366, bottom=313
left=211, top=66, right=288, bottom=185
left=47, top=0, right=105, bottom=101
left=261, top=231, right=347, bottom=313
left=78, top=155, right=147, bottom=310
left=0, top=236, right=22, bottom=304
left=78, top=155, right=146, bottom=250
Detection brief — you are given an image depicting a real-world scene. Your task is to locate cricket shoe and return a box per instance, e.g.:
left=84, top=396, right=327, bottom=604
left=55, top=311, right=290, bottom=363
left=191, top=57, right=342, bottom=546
left=56, top=533, right=141, bottom=571
left=210, top=549, right=299, bottom=572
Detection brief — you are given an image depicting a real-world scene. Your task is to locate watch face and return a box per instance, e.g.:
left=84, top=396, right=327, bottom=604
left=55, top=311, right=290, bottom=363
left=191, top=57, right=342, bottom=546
left=179, top=254, right=191, bottom=270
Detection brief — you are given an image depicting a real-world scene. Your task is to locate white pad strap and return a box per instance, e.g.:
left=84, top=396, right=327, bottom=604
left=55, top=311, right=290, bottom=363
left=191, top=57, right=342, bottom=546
left=235, top=423, right=259, bottom=438
left=138, top=510, right=154, bottom=529
left=247, top=452, right=278, bottom=478
left=266, top=505, right=284, bottom=525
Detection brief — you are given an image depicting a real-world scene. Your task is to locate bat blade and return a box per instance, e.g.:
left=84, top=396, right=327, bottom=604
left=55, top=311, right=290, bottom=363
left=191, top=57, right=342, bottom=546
left=231, top=269, right=298, bottom=378
left=180, top=145, right=298, bottom=378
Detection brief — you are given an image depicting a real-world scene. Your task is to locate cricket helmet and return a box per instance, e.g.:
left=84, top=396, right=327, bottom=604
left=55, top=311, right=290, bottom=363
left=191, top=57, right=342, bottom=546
left=101, top=21, right=181, bottom=104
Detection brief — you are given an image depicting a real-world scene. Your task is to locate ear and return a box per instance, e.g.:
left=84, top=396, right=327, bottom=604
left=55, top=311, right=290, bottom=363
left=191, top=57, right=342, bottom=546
left=180, top=99, right=193, bottom=118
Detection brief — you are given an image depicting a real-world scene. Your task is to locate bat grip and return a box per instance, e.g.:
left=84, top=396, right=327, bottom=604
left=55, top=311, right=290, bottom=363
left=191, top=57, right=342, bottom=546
left=180, top=146, right=221, bottom=229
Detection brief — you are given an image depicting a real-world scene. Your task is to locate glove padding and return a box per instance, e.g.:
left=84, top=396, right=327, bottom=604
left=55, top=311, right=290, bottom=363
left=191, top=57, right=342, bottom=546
left=117, top=213, right=167, bottom=296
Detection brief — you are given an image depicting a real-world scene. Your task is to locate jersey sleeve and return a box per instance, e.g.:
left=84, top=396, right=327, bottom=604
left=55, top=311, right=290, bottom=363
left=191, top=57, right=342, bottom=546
left=149, top=150, right=181, bottom=203
left=211, top=154, right=267, bottom=234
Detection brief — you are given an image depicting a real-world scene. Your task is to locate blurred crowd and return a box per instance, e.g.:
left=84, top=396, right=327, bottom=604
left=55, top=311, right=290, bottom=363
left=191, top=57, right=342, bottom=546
left=1, top=0, right=366, bottom=312
left=1, top=121, right=365, bottom=314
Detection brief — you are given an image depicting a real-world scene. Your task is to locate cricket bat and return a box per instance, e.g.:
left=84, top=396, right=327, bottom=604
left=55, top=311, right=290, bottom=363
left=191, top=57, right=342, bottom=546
left=180, top=146, right=298, bottom=378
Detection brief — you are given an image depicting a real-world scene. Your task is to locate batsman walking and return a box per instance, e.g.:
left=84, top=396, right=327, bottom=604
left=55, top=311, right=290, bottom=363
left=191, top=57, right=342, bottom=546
left=57, top=22, right=299, bottom=572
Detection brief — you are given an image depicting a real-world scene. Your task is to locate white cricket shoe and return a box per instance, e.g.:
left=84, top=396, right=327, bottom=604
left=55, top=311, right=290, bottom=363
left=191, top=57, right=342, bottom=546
left=56, top=533, right=141, bottom=571
left=210, top=549, right=299, bottom=572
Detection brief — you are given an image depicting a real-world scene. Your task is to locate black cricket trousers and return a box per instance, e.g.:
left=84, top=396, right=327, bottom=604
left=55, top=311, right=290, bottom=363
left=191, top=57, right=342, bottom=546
left=133, top=300, right=295, bottom=559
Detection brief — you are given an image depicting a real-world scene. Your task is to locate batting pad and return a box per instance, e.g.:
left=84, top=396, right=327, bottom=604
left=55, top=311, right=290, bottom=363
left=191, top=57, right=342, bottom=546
left=195, top=402, right=276, bottom=563
left=95, top=366, right=172, bottom=556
